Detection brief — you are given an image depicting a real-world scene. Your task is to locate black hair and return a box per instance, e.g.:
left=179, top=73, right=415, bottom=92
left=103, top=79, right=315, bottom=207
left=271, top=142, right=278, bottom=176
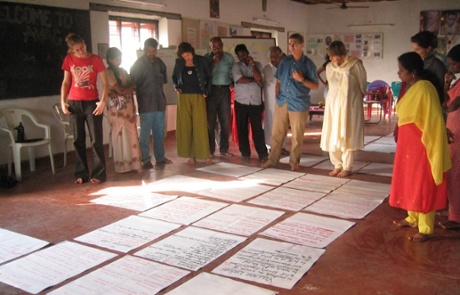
left=289, top=33, right=304, bottom=44
left=447, top=44, right=460, bottom=62
left=410, top=31, right=437, bottom=49
left=176, top=42, right=195, bottom=58
left=234, top=44, right=249, bottom=55
left=398, top=51, right=440, bottom=98
left=144, top=38, right=159, bottom=49
left=106, top=47, right=122, bottom=85
left=269, top=46, right=282, bottom=55
left=328, top=41, right=347, bottom=56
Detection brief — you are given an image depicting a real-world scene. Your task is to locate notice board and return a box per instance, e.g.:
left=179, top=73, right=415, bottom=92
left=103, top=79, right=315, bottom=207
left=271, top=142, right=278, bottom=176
left=220, top=37, right=276, bottom=66
left=0, top=2, right=91, bottom=99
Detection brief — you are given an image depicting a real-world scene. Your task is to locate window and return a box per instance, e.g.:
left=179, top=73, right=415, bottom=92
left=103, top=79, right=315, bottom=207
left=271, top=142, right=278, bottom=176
left=109, top=16, right=158, bottom=71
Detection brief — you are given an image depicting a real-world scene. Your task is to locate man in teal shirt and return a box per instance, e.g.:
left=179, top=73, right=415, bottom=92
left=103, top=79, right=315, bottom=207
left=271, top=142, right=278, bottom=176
left=204, top=37, right=235, bottom=157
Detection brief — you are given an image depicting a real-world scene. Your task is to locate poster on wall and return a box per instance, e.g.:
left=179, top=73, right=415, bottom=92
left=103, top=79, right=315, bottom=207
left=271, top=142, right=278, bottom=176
left=306, top=33, right=383, bottom=59
left=420, top=10, right=460, bottom=56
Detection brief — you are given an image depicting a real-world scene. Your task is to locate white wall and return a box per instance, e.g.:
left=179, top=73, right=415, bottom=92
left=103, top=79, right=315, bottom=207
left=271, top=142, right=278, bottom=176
left=0, top=0, right=457, bottom=165
left=306, top=0, right=459, bottom=103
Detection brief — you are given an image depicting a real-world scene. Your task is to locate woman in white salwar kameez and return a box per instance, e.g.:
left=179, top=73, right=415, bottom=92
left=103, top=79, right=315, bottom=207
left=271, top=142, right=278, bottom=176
left=320, top=41, right=367, bottom=178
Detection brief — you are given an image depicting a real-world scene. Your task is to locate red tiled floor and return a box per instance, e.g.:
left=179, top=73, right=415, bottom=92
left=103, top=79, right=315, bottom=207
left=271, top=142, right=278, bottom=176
left=0, top=116, right=459, bottom=295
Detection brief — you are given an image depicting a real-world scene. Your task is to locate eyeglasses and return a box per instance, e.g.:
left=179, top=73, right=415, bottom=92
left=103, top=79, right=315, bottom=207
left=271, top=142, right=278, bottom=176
left=289, top=43, right=300, bottom=48
left=212, top=46, right=222, bottom=50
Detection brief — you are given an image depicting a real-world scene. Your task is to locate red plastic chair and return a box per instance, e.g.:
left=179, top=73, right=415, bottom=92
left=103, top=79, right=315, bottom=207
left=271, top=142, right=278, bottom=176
left=364, top=80, right=393, bottom=122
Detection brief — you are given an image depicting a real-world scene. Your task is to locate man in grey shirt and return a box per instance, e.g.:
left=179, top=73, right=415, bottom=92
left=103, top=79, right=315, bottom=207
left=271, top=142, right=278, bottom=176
left=130, top=38, right=172, bottom=170
left=232, top=44, right=268, bottom=162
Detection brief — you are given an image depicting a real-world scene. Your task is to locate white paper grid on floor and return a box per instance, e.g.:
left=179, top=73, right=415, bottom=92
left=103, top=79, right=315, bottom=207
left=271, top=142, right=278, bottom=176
left=240, top=168, right=305, bottom=186
left=74, top=215, right=181, bottom=253
left=357, top=162, right=393, bottom=177
left=0, top=241, right=117, bottom=294
left=49, top=255, right=190, bottom=295
left=139, top=197, right=229, bottom=225
left=279, top=154, right=328, bottom=167
left=313, top=160, right=370, bottom=172
left=248, top=186, right=326, bottom=211
left=303, top=180, right=390, bottom=219
left=197, top=162, right=262, bottom=178
left=196, top=179, right=274, bottom=202
left=212, top=238, right=325, bottom=289
left=0, top=228, right=49, bottom=265
left=90, top=188, right=178, bottom=211
left=165, top=272, right=277, bottom=295
left=193, top=204, right=285, bottom=236
left=261, top=212, right=355, bottom=248
left=134, top=226, right=246, bottom=271
left=282, top=174, right=350, bottom=194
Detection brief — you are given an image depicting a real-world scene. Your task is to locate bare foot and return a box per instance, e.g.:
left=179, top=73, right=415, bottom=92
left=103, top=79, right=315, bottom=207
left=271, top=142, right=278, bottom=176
left=291, top=164, right=300, bottom=171
left=408, top=233, right=433, bottom=242
left=205, top=158, right=213, bottom=165
left=260, top=160, right=273, bottom=168
left=438, top=220, right=460, bottom=230
left=75, top=178, right=84, bottom=184
left=329, top=168, right=342, bottom=176
left=187, top=158, right=196, bottom=165
left=337, top=170, right=351, bottom=178
left=393, top=219, right=417, bottom=228
left=90, top=178, right=102, bottom=185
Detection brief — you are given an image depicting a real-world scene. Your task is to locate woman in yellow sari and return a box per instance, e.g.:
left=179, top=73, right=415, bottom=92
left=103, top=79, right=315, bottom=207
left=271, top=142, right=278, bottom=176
left=390, top=52, right=451, bottom=242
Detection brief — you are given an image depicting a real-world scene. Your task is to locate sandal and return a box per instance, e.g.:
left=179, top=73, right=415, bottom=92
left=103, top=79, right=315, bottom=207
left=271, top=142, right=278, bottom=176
left=187, top=158, right=196, bottom=165
left=205, top=158, right=213, bottom=165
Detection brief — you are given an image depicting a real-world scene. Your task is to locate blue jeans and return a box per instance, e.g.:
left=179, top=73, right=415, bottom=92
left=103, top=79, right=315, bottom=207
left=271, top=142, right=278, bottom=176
left=139, top=111, right=165, bottom=164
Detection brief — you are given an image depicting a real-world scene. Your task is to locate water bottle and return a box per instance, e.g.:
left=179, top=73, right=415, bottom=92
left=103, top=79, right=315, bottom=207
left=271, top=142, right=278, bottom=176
left=15, top=122, right=25, bottom=142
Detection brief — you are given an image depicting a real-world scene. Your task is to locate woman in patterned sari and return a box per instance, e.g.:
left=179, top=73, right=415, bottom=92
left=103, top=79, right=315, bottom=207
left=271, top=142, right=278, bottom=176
left=106, top=47, right=141, bottom=173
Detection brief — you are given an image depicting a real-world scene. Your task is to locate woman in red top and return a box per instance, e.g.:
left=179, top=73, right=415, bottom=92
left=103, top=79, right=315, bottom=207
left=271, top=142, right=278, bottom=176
left=60, top=33, right=108, bottom=184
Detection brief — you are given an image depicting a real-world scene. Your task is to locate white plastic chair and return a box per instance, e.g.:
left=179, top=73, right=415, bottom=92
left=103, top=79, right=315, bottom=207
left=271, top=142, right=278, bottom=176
left=0, top=108, right=55, bottom=181
left=52, top=103, right=73, bottom=166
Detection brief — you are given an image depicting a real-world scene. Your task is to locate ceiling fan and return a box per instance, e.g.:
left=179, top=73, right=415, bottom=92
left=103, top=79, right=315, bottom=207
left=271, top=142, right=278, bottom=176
left=327, top=1, right=369, bottom=10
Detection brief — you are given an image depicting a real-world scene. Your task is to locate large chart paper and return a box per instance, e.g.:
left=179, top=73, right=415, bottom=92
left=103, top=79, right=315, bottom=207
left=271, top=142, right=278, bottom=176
left=139, top=197, right=229, bottom=225
left=197, top=162, right=262, bottom=177
left=0, top=241, right=116, bottom=294
left=197, top=180, right=273, bottom=202
left=240, top=168, right=304, bottom=186
left=90, top=188, right=177, bottom=211
left=193, top=204, right=285, bottom=236
left=135, top=227, right=246, bottom=271
left=248, top=186, right=325, bottom=211
left=282, top=174, right=349, bottom=194
left=166, top=272, right=277, bottom=295
left=75, top=215, right=181, bottom=253
left=212, top=238, right=325, bottom=289
left=49, top=255, right=190, bottom=295
left=261, top=212, right=355, bottom=248
left=0, top=228, right=49, bottom=264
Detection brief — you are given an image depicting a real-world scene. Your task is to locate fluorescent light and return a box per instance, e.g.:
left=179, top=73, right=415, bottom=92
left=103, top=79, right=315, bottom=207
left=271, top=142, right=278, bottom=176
left=348, top=23, right=394, bottom=28
left=116, top=0, right=166, bottom=8
left=253, top=17, right=279, bottom=26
